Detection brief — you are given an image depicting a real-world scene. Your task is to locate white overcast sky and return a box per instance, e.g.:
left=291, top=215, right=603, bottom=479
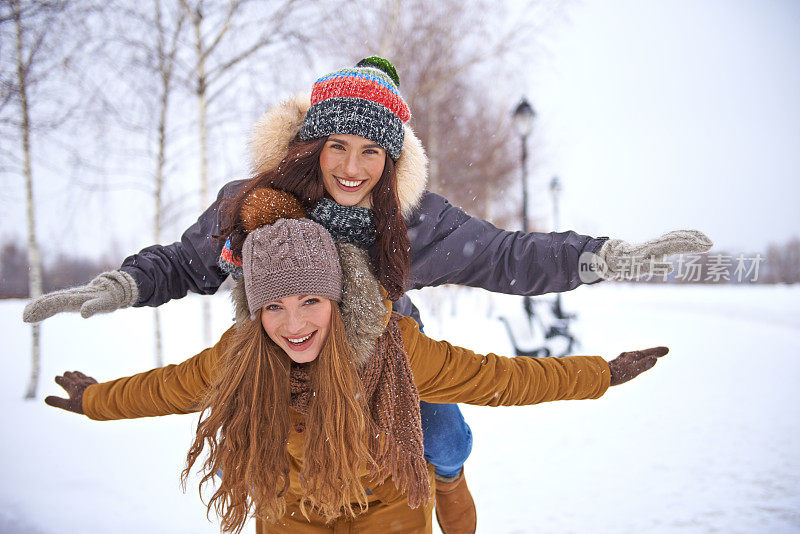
left=520, top=0, right=800, bottom=253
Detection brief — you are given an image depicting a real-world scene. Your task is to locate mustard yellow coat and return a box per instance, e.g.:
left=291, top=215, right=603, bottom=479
left=83, top=316, right=610, bottom=533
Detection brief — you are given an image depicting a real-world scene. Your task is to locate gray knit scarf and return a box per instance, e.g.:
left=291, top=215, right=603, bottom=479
left=308, top=198, right=376, bottom=248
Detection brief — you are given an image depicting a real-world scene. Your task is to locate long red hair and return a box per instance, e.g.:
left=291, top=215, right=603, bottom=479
left=218, top=136, right=410, bottom=300
left=182, top=304, right=378, bottom=533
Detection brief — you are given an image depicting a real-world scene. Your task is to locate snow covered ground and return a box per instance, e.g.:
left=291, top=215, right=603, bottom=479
left=2, top=284, right=799, bottom=533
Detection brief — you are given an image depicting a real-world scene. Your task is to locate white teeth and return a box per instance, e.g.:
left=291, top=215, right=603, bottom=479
left=336, top=177, right=364, bottom=188
left=288, top=333, right=312, bottom=344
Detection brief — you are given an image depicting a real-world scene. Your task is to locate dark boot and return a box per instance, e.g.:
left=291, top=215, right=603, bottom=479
left=434, top=470, right=476, bottom=534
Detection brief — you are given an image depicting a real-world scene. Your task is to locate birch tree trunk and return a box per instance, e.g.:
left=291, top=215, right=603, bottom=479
left=13, top=0, right=43, bottom=400
left=152, top=70, right=167, bottom=367
left=150, top=0, right=178, bottom=368
left=197, top=94, right=212, bottom=347
left=189, top=10, right=213, bottom=347
left=148, top=0, right=187, bottom=366
left=152, top=95, right=166, bottom=367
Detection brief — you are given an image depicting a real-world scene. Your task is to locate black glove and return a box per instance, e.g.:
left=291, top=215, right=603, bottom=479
left=45, top=371, right=98, bottom=414
left=608, top=347, right=669, bottom=386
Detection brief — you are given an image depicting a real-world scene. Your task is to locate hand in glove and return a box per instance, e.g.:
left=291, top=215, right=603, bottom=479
left=608, top=347, right=669, bottom=386
left=44, top=371, right=98, bottom=414
left=589, top=230, right=713, bottom=281
left=22, top=270, right=138, bottom=323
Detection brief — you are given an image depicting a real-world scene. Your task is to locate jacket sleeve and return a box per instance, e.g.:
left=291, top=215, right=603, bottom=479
left=398, top=316, right=610, bottom=406
left=405, top=191, right=608, bottom=295
left=120, top=179, right=249, bottom=307
left=82, top=326, right=235, bottom=421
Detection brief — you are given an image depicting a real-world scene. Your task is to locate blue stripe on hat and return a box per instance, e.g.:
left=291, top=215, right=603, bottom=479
left=314, top=71, right=401, bottom=96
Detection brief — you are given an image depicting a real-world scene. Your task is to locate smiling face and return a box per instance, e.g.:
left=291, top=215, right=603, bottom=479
left=319, top=134, right=387, bottom=206
left=260, top=295, right=333, bottom=364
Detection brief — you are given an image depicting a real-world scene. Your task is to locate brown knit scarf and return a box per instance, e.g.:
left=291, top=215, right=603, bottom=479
left=288, top=313, right=429, bottom=510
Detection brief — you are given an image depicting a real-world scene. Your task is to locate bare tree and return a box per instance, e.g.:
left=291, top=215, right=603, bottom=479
left=106, top=0, right=189, bottom=366
left=1, top=0, right=87, bottom=398
left=5, top=0, right=60, bottom=399
left=178, top=0, right=316, bottom=345
left=323, top=0, right=564, bottom=227
left=100, top=0, right=187, bottom=366
left=74, top=0, right=199, bottom=366
left=151, top=1, right=186, bottom=366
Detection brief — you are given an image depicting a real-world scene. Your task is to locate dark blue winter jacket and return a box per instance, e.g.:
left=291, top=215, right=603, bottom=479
left=120, top=180, right=606, bottom=326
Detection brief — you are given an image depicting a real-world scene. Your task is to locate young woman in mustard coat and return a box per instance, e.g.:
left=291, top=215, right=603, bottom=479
left=47, top=206, right=667, bottom=533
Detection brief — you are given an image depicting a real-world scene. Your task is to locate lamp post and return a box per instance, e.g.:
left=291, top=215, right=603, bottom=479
left=512, top=97, right=536, bottom=325
left=512, top=97, right=535, bottom=233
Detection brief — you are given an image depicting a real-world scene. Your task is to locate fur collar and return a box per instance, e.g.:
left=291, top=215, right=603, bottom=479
left=248, top=94, right=428, bottom=218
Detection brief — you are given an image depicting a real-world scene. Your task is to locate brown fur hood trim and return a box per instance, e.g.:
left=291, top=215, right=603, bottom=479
left=337, top=242, right=391, bottom=366
left=231, top=242, right=390, bottom=368
left=248, top=94, right=428, bottom=218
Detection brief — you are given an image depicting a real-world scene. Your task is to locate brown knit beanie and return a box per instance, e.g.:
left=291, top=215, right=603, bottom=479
left=242, top=218, right=342, bottom=313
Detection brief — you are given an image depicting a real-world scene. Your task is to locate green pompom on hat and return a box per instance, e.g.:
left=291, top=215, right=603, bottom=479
left=356, top=56, right=401, bottom=86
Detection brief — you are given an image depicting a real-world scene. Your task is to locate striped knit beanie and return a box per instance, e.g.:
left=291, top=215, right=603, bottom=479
left=242, top=218, right=342, bottom=313
left=299, top=56, right=411, bottom=160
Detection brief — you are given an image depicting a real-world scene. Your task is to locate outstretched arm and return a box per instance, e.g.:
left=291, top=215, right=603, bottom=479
left=23, top=180, right=248, bottom=323
left=119, top=179, right=248, bottom=307
left=399, top=316, right=667, bottom=406
left=45, top=327, right=233, bottom=420
left=406, top=192, right=606, bottom=295
left=405, top=191, right=712, bottom=295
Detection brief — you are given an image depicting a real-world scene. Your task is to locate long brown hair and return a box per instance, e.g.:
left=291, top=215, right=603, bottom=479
left=182, top=304, right=378, bottom=533
left=219, top=136, right=411, bottom=300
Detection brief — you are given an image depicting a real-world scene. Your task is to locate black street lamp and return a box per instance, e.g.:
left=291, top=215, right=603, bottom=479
left=512, top=97, right=535, bottom=233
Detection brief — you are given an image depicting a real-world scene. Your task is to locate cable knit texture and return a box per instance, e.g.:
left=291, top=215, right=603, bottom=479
left=231, top=242, right=388, bottom=368
left=598, top=229, right=713, bottom=279
left=226, top=187, right=387, bottom=364
left=242, top=219, right=342, bottom=312
left=22, top=270, right=138, bottom=323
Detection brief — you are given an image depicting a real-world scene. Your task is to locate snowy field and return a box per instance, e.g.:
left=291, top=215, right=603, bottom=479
left=2, top=284, right=799, bottom=533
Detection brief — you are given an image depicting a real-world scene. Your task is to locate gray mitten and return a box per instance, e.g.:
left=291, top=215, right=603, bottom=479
left=22, top=270, right=139, bottom=323
left=596, top=230, right=712, bottom=280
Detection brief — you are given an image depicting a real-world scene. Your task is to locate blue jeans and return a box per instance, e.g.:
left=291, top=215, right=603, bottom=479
left=420, top=401, right=473, bottom=478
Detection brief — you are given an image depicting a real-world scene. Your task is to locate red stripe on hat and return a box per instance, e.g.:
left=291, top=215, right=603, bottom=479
left=311, top=77, right=410, bottom=122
